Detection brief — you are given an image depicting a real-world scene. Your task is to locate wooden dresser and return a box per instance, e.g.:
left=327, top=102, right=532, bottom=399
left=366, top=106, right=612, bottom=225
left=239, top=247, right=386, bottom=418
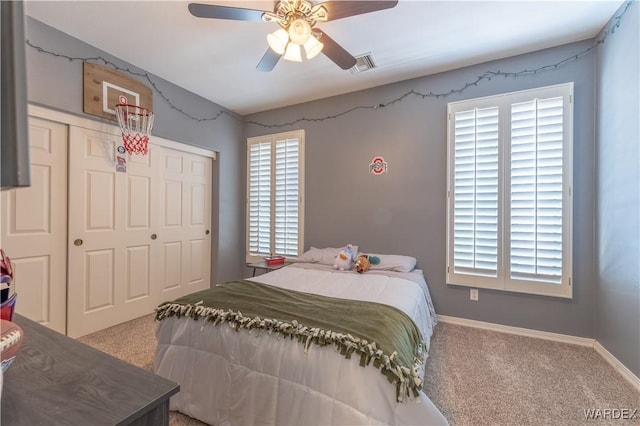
left=1, top=314, right=179, bottom=425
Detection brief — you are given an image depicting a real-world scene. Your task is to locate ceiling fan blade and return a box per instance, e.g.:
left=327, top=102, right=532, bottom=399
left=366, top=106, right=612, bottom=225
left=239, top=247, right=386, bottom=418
left=256, top=48, right=282, bottom=72
left=319, top=1, right=398, bottom=22
left=315, top=30, right=357, bottom=70
left=188, top=3, right=267, bottom=22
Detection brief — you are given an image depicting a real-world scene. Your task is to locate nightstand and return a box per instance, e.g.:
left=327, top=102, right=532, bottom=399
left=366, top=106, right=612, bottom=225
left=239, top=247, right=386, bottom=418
left=247, top=260, right=289, bottom=277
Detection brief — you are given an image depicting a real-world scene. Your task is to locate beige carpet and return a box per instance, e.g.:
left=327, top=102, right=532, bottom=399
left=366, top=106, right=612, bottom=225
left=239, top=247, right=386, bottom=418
left=79, top=314, right=640, bottom=426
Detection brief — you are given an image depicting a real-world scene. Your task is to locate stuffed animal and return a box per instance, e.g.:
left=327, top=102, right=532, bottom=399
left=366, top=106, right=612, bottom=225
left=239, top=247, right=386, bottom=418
left=333, top=244, right=355, bottom=271
left=354, top=255, right=381, bottom=274
left=354, top=255, right=371, bottom=273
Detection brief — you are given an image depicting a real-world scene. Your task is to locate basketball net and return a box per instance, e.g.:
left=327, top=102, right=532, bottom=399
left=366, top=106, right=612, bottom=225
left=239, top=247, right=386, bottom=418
left=114, top=95, right=154, bottom=155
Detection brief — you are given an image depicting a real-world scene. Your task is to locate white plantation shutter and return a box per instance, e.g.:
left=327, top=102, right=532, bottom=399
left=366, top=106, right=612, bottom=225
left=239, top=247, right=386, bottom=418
left=274, top=138, right=300, bottom=256
left=248, top=141, right=271, bottom=255
left=510, top=97, right=564, bottom=283
left=247, top=131, right=304, bottom=262
left=453, top=107, right=499, bottom=276
left=447, top=83, right=572, bottom=298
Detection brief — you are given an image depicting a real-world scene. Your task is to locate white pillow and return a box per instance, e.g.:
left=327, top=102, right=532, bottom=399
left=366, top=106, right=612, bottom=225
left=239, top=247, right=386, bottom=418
left=297, top=245, right=359, bottom=266
left=366, top=253, right=417, bottom=273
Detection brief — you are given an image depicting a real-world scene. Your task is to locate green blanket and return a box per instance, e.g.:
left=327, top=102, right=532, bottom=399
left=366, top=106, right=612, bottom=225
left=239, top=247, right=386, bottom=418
left=155, top=280, right=426, bottom=401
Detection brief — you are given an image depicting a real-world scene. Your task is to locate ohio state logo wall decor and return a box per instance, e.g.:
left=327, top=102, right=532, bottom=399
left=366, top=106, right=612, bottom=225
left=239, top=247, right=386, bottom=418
left=369, top=156, right=388, bottom=175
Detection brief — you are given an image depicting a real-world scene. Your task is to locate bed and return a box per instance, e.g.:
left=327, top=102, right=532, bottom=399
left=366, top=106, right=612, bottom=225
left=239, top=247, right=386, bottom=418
left=154, top=251, right=448, bottom=425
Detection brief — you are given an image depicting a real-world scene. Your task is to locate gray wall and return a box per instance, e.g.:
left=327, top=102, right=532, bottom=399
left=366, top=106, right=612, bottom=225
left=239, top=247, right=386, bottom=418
left=595, top=1, right=640, bottom=377
left=246, top=40, right=599, bottom=338
left=25, top=17, right=246, bottom=284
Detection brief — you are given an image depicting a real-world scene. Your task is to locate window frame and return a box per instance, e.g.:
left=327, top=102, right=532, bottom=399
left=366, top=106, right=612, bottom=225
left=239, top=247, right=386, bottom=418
left=246, top=130, right=305, bottom=263
left=446, top=83, right=573, bottom=298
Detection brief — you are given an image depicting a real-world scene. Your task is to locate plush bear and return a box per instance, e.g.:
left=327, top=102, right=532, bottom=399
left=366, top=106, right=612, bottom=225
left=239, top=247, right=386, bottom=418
left=354, top=255, right=381, bottom=274
left=354, top=255, right=371, bottom=273
left=333, top=244, right=355, bottom=271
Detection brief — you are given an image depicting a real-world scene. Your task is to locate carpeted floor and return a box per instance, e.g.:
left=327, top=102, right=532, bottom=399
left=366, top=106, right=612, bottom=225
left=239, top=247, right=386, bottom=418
left=79, top=314, right=640, bottom=426
left=423, top=323, right=640, bottom=425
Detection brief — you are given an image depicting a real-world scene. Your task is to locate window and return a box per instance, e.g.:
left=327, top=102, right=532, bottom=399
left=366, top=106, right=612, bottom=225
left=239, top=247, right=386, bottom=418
left=446, top=83, right=573, bottom=298
left=246, top=130, right=304, bottom=263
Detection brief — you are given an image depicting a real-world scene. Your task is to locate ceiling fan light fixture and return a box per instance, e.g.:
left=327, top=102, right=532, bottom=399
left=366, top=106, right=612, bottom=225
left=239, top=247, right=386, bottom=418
left=303, top=35, right=323, bottom=59
left=283, top=43, right=303, bottom=62
left=267, top=28, right=289, bottom=55
left=288, top=18, right=311, bottom=45
left=189, top=0, right=399, bottom=72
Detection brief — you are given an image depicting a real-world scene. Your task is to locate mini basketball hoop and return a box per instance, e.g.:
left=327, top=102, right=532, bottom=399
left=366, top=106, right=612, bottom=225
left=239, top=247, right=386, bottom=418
left=114, top=95, right=154, bottom=155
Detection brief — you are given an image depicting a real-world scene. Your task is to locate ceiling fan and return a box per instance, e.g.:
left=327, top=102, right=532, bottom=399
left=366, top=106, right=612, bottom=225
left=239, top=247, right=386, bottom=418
left=188, top=0, right=398, bottom=72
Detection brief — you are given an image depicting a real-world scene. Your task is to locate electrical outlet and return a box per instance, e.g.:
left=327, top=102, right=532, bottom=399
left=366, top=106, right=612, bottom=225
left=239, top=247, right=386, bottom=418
left=470, top=288, right=479, bottom=301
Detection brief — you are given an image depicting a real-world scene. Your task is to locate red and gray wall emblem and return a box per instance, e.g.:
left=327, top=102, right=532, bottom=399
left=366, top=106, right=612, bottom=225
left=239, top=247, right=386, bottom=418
left=369, top=156, right=388, bottom=175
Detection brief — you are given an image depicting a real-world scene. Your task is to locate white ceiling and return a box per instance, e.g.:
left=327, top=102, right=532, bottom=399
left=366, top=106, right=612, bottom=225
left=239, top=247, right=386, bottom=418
left=26, top=0, right=623, bottom=115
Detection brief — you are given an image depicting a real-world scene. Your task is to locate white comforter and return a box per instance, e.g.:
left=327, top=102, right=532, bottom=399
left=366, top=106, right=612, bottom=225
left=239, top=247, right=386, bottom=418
left=154, top=264, right=447, bottom=425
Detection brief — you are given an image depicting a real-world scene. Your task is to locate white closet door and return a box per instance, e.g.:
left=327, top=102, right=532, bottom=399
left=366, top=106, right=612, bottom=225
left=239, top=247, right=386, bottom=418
left=67, top=126, right=160, bottom=338
left=157, top=147, right=211, bottom=302
left=0, top=117, right=68, bottom=333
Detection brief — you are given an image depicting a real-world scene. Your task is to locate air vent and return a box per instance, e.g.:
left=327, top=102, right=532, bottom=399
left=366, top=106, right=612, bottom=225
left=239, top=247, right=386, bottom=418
left=350, top=53, right=376, bottom=74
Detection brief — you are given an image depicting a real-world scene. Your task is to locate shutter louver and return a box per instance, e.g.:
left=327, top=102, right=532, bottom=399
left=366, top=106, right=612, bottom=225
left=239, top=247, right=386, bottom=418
left=510, top=96, right=563, bottom=283
left=274, top=138, right=299, bottom=256
left=453, top=107, right=499, bottom=276
left=248, top=142, right=271, bottom=256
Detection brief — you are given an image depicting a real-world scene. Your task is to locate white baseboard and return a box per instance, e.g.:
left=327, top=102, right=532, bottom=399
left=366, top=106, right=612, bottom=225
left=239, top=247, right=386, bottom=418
left=437, top=315, right=595, bottom=346
left=437, top=315, right=640, bottom=392
left=594, top=341, right=640, bottom=392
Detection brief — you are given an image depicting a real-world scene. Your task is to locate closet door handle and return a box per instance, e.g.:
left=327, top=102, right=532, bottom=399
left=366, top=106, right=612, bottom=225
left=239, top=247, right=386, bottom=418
left=74, top=239, right=83, bottom=246
left=151, top=234, right=157, bottom=240
left=205, top=230, right=210, bottom=235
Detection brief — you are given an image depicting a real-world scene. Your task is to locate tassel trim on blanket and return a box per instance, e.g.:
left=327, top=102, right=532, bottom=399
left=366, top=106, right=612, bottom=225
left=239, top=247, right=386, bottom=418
left=155, top=301, right=426, bottom=402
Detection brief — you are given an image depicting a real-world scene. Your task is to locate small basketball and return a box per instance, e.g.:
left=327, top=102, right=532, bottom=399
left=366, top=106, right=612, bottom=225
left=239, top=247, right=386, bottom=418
left=1, top=319, right=24, bottom=370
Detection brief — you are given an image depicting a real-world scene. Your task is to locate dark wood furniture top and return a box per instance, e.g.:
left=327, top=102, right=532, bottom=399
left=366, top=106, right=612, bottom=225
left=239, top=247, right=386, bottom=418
left=1, top=314, right=179, bottom=426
